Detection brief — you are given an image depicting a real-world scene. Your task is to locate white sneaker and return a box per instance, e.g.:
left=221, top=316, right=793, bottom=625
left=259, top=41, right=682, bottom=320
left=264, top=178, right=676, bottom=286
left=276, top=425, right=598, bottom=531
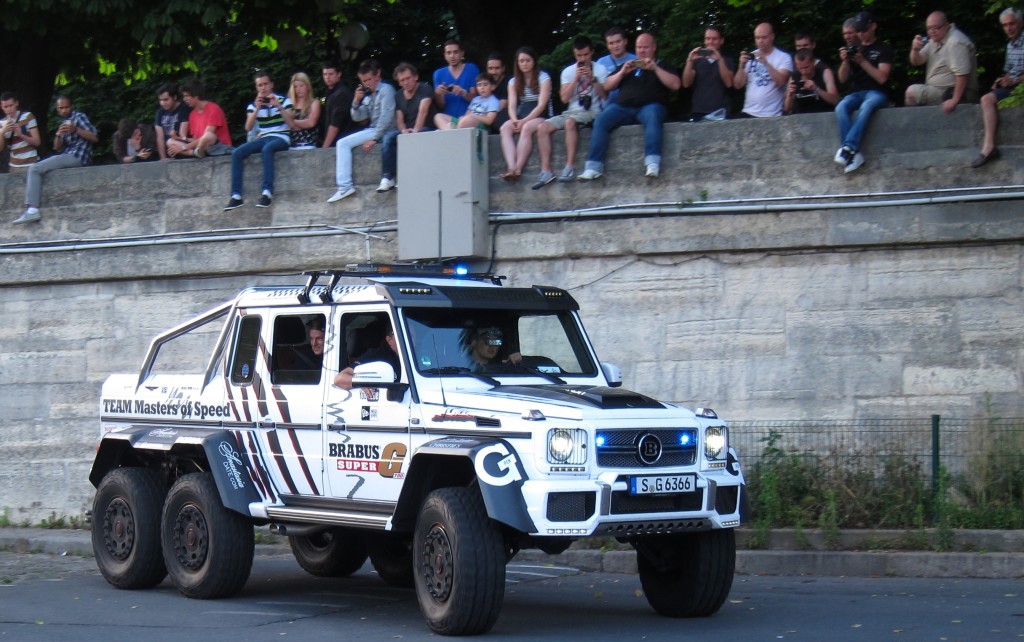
left=376, top=177, right=396, bottom=192
left=12, top=207, right=40, bottom=224
left=645, top=163, right=660, bottom=178
left=844, top=152, right=865, bottom=174
left=578, top=168, right=602, bottom=181
left=835, top=146, right=855, bottom=168
left=327, top=187, right=356, bottom=203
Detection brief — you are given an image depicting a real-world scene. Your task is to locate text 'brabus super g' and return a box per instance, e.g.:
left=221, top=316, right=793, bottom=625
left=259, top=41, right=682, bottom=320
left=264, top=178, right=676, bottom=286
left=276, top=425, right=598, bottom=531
left=90, top=265, right=746, bottom=635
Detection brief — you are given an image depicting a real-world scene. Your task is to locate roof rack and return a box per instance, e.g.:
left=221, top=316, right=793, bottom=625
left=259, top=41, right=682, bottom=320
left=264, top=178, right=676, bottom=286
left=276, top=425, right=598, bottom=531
left=297, top=263, right=504, bottom=304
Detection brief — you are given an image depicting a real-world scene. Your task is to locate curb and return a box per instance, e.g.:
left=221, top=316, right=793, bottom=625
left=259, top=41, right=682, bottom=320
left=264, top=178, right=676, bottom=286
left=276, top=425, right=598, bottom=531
left=2, top=528, right=1021, bottom=580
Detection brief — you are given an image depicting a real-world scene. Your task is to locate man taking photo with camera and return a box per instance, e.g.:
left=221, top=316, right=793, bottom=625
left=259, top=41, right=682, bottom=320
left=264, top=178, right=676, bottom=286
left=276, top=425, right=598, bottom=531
left=833, top=11, right=893, bottom=173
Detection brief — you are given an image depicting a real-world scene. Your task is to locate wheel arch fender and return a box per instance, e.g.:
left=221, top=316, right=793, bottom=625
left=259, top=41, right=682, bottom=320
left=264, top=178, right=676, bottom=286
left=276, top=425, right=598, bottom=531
left=392, top=437, right=536, bottom=534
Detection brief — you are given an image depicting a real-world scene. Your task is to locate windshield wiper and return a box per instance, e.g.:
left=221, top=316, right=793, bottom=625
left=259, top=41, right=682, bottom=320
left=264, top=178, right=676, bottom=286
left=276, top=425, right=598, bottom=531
left=421, top=366, right=500, bottom=387
left=513, top=364, right=565, bottom=385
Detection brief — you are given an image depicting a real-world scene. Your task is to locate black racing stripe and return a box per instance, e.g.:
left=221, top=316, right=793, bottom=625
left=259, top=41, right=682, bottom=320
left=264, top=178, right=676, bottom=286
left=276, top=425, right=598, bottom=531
left=286, top=429, right=319, bottom=496
left=238, top=385, right=253, bottom=422
left=224, top=380, right=243, bottom=422
left=244, top=431, right=276, bottom=502
left=271, top=385, right=292, bottom=424
left=265, top=430, right=299, bottom=495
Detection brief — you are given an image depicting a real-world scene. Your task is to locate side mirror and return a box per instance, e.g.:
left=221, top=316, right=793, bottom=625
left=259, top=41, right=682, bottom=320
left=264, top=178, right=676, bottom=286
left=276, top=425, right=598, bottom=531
left=352, top=361, right=396, bottom=386
left=601, top=362, right=622, bottom=388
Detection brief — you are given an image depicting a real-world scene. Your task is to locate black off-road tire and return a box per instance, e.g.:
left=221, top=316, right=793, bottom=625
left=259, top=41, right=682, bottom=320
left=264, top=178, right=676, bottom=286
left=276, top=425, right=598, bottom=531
left=160, top=472, right=254, bottom=599
left=413, top=487, right=506, bottom=635
left=636, top=529, right=736, bottom=618
left=289, top=528, right=367, bottom=577
left=367, top=532, right=414, bottom=587
left=92, top=467, right=168, bottom=589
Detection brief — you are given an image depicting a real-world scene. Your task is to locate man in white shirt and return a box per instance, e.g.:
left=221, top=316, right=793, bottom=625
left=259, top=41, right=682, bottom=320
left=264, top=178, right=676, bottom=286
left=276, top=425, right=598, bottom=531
left=733, top=22, right=793, bottom=117
left=532, top=36, right=609, bottom=187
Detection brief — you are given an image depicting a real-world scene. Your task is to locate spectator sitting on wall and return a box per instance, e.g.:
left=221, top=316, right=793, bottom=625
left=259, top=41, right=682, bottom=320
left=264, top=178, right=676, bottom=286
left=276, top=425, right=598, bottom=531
left=498, top=46, right=554, bottom=182
left=0, top=91, right=41, bottom=173
left=434, top=73, right=501, bottom=131
left=834, top=12, right=893, bottom=174
left=531, top=35, right=609, bottom=188
left=327, top=59, right=397, bottom=203
left=971, top=8, right=1024, bottom=168
left=433, top=39, right=480, bottom=119
left=113, top=118, right=157, bottom=164
left=288, top=72, right=321, bottom=150
left=578, top=32, right=680, bottom=181
left=734, top=22, right=793, bottom=118
left=320, top=61, right=356, bottom=148
left=485, top=53, right=510, bottom=133
left=223, top=71, right=295, bottom=211
left=784, top=48, right=840, bottom=114
left=377, top=62, right=436, bottom=193
left=906, top=11, right=979, bottom=111
left=13, top=95, right=97, bottom=225
left=596, top=26, right=637, bottom=105
left=166, top=80, right=233, bottom=159
left=682, top=25, right=735, bottom=121
left=153, top=83, right=190, bottom=160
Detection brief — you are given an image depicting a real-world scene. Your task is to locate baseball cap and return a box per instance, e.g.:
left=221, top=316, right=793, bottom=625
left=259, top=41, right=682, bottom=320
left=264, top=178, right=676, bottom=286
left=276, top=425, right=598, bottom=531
left=853, top=11, right=875, bottom=32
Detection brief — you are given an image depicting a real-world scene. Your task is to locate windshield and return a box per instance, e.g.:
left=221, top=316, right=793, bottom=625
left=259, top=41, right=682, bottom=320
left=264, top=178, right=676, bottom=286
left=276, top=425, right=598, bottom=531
left=403, top=308, right=596, bottom=378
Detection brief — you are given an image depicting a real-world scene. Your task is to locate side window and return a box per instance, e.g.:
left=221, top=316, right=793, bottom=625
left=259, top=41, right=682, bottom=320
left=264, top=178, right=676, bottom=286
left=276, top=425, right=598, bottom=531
left=342, top=312, right=401, bottom=380
left=230, top=316, right=262, bottom=384
left=271, top=313, right=326, bottom=385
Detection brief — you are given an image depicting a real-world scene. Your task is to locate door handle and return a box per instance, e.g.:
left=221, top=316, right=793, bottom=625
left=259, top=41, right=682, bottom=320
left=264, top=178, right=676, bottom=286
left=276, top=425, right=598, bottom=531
left=328, top=422, right=346, bottom=432
left=257, top=416, right=277, bottom=429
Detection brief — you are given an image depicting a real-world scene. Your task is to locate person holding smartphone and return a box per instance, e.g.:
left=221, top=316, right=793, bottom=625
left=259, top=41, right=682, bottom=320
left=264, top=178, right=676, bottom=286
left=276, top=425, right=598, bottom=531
left=223, top=71, right=295, bottom=210
left=682, top=25, right=736, bottom=121
left=13, top=94, right=97, bottom=225
left=733, top=22, right=793, bottom=118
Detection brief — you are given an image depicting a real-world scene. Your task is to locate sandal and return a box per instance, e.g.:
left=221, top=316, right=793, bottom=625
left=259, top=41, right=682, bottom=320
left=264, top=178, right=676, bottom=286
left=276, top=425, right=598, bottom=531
left=499, top=170, right=520, bottom=182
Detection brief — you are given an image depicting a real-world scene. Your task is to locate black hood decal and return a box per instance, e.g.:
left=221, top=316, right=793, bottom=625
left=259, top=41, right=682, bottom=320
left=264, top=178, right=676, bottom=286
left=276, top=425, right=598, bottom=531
left=489, top=385, right=665, bottom=410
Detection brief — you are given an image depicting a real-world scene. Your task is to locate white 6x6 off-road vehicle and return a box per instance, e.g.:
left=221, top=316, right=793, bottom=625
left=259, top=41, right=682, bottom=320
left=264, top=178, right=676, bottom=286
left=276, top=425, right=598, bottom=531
left=90, top=265, right=746, bottom=635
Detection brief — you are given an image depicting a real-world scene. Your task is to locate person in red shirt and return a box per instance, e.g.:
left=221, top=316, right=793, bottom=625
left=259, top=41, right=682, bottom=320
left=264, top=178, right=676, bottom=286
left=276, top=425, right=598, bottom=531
left=166, top=80, right=233, bottom=158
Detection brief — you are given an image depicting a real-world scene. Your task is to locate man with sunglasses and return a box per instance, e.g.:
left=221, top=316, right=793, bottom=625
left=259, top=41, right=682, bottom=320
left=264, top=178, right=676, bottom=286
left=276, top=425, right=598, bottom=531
left=833, top=12, right=893, bottom=174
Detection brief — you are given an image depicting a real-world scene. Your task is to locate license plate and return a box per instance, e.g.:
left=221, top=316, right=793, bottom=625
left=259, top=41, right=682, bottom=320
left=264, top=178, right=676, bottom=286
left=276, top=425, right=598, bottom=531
left=630, top=474, right=696, bottom=495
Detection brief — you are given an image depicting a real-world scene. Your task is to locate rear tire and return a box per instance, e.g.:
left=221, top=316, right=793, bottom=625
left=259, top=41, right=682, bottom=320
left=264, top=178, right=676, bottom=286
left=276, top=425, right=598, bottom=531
left=92, top=467, right=167, bottom=589
left=289, top=528, right=367, bottom=577
left=636, top=529, right=736, bottom=617
left=160, top=472, right=254, bottom=599
left=367, top=532, right=414, bottom=587
left=413, top=487, right=505, bottom=635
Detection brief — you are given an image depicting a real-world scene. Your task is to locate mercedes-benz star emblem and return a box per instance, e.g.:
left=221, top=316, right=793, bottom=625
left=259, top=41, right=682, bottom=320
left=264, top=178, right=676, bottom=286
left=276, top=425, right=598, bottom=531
left=637, top=433, right=662, bottom=465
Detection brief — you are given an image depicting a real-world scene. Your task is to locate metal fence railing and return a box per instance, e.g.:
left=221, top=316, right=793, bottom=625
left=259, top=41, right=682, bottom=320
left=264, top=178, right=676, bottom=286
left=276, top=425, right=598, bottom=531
left=730, top=416, right=1024, bottom=489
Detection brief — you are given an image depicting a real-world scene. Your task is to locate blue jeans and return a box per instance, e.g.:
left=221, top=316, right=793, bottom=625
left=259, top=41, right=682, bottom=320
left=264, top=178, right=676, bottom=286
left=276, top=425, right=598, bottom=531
left=381, top=130, right=399, bottom=180
left=230, top=135, right=289, bottom=197
left=835, top=90, right=889, bottom=153
left=585, top=102, right=667, bottom=173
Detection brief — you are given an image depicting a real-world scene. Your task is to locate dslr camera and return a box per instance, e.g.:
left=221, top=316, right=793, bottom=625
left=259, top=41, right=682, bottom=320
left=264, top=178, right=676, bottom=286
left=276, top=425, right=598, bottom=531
left=844, top=45, right=860, bottom=57
left=579, top=94, right=592, bottom=110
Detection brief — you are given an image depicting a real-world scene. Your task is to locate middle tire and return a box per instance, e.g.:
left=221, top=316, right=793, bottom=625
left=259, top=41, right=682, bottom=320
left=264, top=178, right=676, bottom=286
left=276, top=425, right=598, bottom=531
left=160, top=472, right=254, bottom=599
left=366, top=532, right=414, bottom=587
left=413, top=487, right=505, bottom=635
left=289, top=528, right=368, bottom=577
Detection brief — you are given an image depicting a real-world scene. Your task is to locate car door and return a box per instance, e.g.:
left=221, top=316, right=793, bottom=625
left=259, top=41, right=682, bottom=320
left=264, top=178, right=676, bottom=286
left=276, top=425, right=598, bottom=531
left=323, top=308, right=411, bottom=505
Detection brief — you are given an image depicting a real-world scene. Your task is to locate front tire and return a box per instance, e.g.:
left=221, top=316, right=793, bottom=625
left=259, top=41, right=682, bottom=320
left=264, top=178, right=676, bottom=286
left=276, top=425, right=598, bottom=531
left=413, top=487, right=505, bottom=635
left=92, top=467, right=167, bottom=589
left=367, top=532, right=414, bottom=587
left=636, top=529, right=736, bottom=618
left=160, top=472, right=254, bottom=599
left=289, top=528, right=367, bottom=577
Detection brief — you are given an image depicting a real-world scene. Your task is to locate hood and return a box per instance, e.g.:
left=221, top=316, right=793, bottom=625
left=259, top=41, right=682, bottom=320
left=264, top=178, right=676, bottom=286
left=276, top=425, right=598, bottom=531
left=420, top=384, right=693, bottom=422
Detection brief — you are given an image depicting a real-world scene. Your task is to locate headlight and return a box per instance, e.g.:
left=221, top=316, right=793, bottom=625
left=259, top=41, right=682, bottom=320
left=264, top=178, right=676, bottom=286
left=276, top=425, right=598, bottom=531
left=546, top=428, right=587, bottom=465
left=705, top=425, right=727, bottom=460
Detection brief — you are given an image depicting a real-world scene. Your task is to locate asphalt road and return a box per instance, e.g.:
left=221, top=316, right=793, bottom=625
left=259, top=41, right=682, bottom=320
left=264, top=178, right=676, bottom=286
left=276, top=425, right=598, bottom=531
left=1, top=551, right=1021, bottom=641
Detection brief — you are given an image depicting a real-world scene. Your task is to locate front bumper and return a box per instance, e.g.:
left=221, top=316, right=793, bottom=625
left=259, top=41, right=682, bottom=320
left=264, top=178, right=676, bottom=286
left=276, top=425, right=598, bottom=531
left=520, top=469, right=745, bottom=537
